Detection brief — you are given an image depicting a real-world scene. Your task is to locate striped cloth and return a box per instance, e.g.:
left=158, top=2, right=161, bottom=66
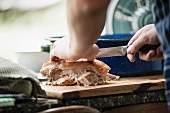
left=152, top=0, right=170, bottom=110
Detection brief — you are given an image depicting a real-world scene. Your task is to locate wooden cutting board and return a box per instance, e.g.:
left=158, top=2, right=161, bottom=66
left=40, top=74, right=164, bottom=99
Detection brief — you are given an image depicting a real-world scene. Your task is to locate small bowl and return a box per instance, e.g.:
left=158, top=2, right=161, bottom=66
left=12, top=52, right=50, bottom=72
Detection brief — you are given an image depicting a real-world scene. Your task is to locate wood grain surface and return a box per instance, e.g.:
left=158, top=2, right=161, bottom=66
left=40, top=75, right=164, bottom=99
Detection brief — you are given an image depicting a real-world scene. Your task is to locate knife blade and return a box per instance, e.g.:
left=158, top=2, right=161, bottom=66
left=96, top=44, right=160, bottom=58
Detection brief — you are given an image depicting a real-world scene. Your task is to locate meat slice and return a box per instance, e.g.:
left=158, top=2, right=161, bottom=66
left=40, top=59, right=119, bottom=86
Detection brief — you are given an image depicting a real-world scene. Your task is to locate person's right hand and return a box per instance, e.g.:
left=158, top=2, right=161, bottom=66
left=50, top=36, right=99, bottom=62
left=127, top=24, right=163, bottom=62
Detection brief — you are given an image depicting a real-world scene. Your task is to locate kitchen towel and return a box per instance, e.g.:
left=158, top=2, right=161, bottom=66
left=0, top=57, right=46, bottom=98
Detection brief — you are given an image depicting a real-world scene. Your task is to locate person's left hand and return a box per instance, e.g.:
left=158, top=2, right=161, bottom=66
left=50, top=36, right=99, bottom=61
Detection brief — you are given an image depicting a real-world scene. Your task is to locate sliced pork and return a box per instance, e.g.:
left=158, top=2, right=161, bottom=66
left=40, top=59, right=119, bottom=86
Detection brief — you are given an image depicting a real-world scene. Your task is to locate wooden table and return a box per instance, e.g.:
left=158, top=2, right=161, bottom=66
left=40, top=74, right=169, bottom=113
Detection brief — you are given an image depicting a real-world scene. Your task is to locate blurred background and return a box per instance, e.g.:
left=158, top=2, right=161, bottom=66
left=0, top=0, right=153, bottom=58
left=0, top=0, right=154, bottom=72
left=0, top=0, right=67, bottom=59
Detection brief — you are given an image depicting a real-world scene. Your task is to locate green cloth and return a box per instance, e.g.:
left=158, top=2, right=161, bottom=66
left=0, top=57, right=46, bottom=98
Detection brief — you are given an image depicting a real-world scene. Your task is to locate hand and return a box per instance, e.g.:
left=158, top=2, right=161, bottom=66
left=127, top=24, right=163, bottom=62
left=50, top=36, right=99, bottom=61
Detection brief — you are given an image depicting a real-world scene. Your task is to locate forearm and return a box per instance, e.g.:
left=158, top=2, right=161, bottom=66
left=67, top=0, right=110, bottom=55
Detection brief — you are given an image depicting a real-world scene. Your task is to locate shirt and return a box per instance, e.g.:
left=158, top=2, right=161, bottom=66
left=152, top=0, right=170, bottom=111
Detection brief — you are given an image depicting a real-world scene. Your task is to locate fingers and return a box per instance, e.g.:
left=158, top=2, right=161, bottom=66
left=127, top=53, right=136, bottom=62
left=139, top=50, right=156, bottom=61
left=138, top=46, right=163, bottom=61
left=127, top=30, right=141, bottom=62
left=127, top=34, right=149, bottom=54
left=50, top=38, right=65, bottom=61
left=50, top=36, right=70, bottom=61
left=50, top=37, right=99, bottom=62
left=50, top=48, right=59, bottom=61
left=156, top=46, right=164, bottom=59
left=86, top=44, right=99, bottom=61
left=51, top=56, right=59, bottom=61
left=127, top=28, right=145, bottom=62
left=128, top=28, right=143, bottom=45
left=127, top=34, right=145, bottom=62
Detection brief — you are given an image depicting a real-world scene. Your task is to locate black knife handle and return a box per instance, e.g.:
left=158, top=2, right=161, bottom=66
left=138, top=44, right=160, bottom=53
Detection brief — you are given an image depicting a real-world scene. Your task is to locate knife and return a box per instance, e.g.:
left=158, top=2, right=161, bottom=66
left=97, top=44, right=160, bottom=58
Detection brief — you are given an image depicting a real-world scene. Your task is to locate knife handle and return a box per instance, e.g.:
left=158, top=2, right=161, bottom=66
left=138, top=44, right=160, bottom=53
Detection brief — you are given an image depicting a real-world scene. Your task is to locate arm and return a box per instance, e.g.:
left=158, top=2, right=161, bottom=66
left=51, top=0, right=110, bottom=61
left=127, top=24, right=163, bottom=62
left=67, top=0, right=110, bottom=54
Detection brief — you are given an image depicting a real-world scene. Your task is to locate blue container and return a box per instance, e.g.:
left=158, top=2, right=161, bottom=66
left=96, top=34, right=163, bottom=77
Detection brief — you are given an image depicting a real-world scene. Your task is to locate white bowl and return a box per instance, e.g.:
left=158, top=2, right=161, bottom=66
left=12, top=52, right=50, bottom=72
